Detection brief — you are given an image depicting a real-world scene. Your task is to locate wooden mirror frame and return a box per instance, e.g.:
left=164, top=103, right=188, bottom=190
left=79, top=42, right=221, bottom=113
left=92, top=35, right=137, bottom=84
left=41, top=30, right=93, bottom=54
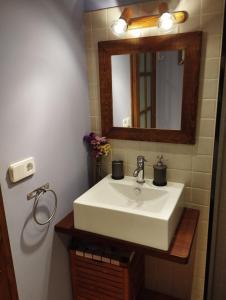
left=98, top=31, right=202, bottom=144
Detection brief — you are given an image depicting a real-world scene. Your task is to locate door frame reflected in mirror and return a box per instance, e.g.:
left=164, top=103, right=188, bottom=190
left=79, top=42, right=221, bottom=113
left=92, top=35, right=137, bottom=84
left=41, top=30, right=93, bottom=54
left=98, top=31, right=202, bottom=144
left=130, top=51, right=157, bottom=129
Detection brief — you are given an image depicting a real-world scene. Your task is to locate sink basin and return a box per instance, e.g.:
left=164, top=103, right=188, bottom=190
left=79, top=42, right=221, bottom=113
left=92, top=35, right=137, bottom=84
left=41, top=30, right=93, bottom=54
left=73, top=175, right=184, bottom=251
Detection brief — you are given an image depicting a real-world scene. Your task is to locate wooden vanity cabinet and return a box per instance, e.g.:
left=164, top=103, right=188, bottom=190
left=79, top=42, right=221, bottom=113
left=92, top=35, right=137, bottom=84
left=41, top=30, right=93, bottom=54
left=70, top=250, right=144, bottom=300
left=55, top=208, right=199, bottom=300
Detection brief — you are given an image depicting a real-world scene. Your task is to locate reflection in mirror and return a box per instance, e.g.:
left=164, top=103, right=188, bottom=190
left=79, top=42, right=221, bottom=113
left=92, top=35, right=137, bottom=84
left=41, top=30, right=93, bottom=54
left=112, top=50, right=184, bottom=130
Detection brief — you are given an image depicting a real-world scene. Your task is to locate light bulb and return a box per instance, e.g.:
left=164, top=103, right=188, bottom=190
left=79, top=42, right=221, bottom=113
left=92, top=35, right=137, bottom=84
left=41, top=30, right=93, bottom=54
left=158, top=12, right=176, bottom=31
left=111, top=18, right=128, bottom=36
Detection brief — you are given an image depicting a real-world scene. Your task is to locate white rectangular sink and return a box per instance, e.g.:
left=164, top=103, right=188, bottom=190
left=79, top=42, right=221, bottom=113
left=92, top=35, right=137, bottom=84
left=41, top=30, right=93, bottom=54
left=73, top=175, right=184, bottom=251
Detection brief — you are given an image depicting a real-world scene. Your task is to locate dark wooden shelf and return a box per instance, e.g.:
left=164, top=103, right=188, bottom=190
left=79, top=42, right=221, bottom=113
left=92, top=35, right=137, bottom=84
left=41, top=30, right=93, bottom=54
left=55, top=208, right=199, bottom=264
left=139, top=289, right=180, bottom=300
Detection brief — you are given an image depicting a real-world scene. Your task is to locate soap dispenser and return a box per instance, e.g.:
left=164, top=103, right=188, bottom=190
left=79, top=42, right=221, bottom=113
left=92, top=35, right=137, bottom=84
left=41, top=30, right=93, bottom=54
left=153, top=155, right=167, bottom=186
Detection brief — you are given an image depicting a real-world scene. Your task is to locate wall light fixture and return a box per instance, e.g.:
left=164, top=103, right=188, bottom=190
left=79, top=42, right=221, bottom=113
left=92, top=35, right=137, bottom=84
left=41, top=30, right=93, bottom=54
left=111, top=2, right=188, bottom=36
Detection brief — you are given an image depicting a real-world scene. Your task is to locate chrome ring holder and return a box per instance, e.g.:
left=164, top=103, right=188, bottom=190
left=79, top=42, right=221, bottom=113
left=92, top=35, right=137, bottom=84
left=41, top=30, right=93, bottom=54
left=27, top=183, right=57, bottom=226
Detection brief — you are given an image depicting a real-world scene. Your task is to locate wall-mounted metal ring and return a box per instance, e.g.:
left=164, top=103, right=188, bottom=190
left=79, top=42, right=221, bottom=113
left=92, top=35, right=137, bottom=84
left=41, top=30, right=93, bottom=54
left=27, top=184, right=57, bottom=226
left=32, top=189, right=57, bottom=225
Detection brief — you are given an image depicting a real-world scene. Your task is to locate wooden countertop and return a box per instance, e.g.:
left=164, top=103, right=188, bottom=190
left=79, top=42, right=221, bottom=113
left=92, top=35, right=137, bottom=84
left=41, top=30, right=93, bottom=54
left=55, top=208, right=199, bottom=264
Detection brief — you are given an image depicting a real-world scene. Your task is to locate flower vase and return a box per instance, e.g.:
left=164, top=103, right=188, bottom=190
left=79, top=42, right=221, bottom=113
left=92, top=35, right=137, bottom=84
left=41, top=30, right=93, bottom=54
left=95, top=157, right=102, bottom=183
left=91, top=157, right=103, bottom=185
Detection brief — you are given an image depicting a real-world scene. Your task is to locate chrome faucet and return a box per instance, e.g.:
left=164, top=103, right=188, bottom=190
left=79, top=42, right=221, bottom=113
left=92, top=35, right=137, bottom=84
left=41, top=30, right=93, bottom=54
left=133, top=156, right=146, bottom=184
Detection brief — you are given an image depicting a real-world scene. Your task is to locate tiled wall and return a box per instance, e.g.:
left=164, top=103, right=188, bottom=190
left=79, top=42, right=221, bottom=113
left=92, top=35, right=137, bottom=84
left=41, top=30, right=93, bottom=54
left=84, top=0, right=225, bottom=298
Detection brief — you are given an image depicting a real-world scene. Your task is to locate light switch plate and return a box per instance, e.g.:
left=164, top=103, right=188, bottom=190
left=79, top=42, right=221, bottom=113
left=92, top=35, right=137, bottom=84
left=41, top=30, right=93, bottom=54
left=8, top=157, right=35, bottom=183
left=122, top=117, right=131, bottom=128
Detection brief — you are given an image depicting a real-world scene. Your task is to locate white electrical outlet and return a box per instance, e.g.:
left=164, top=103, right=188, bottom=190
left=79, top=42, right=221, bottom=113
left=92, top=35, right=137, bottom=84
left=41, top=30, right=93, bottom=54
left=8, top=157, right=35, bottom=183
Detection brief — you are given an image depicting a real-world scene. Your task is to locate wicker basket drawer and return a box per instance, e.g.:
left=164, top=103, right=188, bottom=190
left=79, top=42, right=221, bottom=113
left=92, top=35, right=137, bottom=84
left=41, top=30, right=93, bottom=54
left=70, top=249, right=144, bottom=300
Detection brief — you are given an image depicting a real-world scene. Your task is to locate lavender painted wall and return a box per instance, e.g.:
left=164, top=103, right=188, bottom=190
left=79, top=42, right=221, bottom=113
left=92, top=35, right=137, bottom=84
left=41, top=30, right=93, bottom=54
left=0, top=0, right=89, bottom=299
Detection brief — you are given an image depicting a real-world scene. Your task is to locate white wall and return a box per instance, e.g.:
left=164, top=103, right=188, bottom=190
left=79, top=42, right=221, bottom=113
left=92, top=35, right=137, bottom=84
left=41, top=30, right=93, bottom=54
left=84, top=0, right=148, bottom=11
left=112, top=55, right=132, bottom=127
left=0, top=0, right=89, bottom=299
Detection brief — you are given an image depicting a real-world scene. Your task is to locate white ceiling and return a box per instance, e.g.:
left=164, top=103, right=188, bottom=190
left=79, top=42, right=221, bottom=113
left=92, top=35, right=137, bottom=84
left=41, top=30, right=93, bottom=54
left=84, top=0, right=149, bottom=11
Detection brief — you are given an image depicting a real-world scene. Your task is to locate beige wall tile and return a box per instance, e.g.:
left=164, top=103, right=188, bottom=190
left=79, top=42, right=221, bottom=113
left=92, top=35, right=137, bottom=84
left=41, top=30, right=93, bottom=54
left=85, top=29, right=92, bottom=49
left=84, top=12, right=92, bottom=31
left=191, top=290, right=204, bottom=300
left=91, top=10, right=107, bottom=29
left=90, top=116, right=97, bottom=131
left=191, top=276, right=205, bottom=300
left=192, top=155, right=212, bottom=173
left=145, top=165, right=154, bottom=179
left=139, top=141, right=152, bottom=152
left=192, top=188, right=211, bottom=206
left=88, top=83, right=99, bottom=100
left=126, top=149, right=142, bottom=165
left=193, top=250, right=207, bottom=278
left=167, top=169, right=192, bottom=186
left=125, top=140, right=140, bottom=150
left=179, top=15, right=201, bottom=33
left=90, top=100, right=100, bottom=117
left=96, top=117, right=101, bottom=133
left=166, top=0, right=201, bottom=16
left=145, top=254, right=194, bottom=299
left=102, top=161, right=112, bottom=175
left=194, top=137, right=214, bottom=155
left=86, top=50, right=99, bottom=85
left=201, top=13, right=224, bottom=35
left=198, top=119, right=215, bottom=138
left=111, top=148, right=126, bottom=161
left=164, top=153, right=192, bottom=170
left=141, top=27, right=159, bottom=37
left=184, top=187, right=192, bottom=202
left=86, top=49, right=97, bottom=69
left=196, top=221, right=209, bottom=251
left=192, top=276, right=205, bottom=294
left=92, top=28, right=107, bottom=49
left=202, top=34, right=222, bottom=58
left=200, top=100, right=217, bottom=119
left=109, top=139, right=126, bottom=148
left=154, top=143, right=194, bottom=155
left=201, top=0, right=225, bottom=14
left=192, top=172, right=211, bottom=190
left=200, top=79, right=219, bottom=99
left=202, top=58, right=220, bottom=79
left=186, top=204, right=210, bottom=222
left=139, top=1, right=160, bottom=15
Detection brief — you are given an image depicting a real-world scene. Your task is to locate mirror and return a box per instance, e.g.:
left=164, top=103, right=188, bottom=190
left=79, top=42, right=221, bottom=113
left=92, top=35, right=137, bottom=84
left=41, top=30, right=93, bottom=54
left=112, top=50, right=184, bottom=130
left=99, top=32, right=202, bottom=144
